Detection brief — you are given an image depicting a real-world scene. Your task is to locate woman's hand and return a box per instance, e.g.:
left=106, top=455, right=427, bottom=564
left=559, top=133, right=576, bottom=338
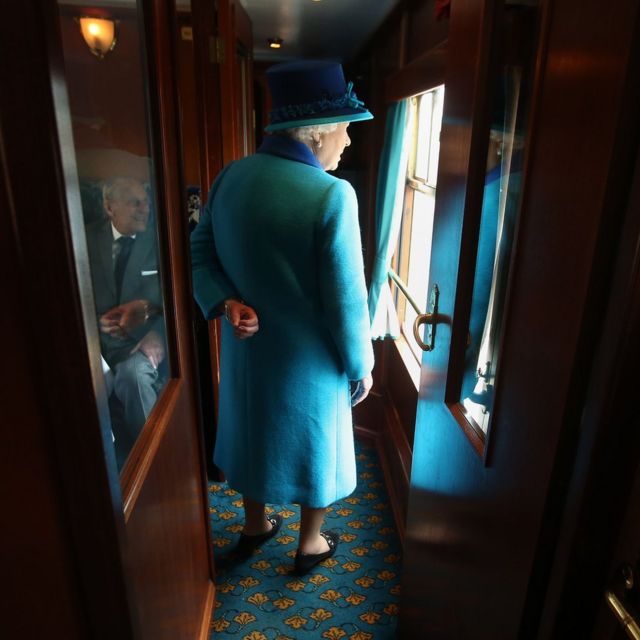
left=350, top=374, right=373, bottom=406
left=224, top=299, right=259, bottom=339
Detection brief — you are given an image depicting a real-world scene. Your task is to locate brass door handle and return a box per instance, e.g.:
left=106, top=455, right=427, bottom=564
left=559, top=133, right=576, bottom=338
left=413, top=284, right=440, bottom=352
left=413, top=313, right=437, bottom=351
left=606, top=591, right=640, bottom=639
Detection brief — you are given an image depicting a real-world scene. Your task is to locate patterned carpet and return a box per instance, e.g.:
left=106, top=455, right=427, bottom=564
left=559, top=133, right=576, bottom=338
left=208, top=439, right=401, bottom=639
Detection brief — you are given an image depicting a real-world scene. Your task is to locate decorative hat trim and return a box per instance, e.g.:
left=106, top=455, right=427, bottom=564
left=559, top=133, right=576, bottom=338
left=269, top=82, right=365, bottom=125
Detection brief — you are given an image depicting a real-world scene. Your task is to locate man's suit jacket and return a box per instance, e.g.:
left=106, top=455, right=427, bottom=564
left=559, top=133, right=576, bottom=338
left=86, top=218, right=164, bottom=367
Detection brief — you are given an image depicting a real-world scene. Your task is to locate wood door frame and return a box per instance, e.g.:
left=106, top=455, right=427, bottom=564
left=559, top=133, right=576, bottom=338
left=144, top=0, right=219, bottom=585
left=122, top=1, right=217, bottom=625
left=217, top=0, right=254, bottom=165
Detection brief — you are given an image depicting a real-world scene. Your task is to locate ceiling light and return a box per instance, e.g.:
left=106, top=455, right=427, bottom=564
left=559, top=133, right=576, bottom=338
left=268, top=37, right=283, bottom=49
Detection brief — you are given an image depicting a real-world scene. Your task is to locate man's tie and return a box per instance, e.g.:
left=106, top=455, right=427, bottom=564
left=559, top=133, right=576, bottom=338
left=114, top=236, right=135, bottom=301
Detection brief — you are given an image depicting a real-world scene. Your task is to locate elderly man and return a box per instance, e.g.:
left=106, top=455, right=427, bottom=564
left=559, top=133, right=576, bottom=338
left=86, top=177, right=165, bottom=467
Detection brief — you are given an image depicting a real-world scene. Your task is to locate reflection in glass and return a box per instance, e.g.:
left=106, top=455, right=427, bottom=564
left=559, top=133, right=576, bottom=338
left=57, top=1, right=171, bottom=470
left=461, top=2, right=538, bottom=433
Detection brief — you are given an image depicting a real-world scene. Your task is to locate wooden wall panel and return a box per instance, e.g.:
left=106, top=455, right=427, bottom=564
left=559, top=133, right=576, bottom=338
left=407, top=0, right=450, bottom=61
left=351, top=0, right=451, bottom=536
left=218, top=0, right=254, bottom=163
left=175, top=13, right=201, bottom=187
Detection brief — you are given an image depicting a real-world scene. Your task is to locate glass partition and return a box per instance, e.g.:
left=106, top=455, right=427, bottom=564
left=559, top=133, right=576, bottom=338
left=57, top=1, right=171, bottom=470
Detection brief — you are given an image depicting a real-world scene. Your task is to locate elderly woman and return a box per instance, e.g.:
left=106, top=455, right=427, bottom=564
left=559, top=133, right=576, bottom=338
left=191, top=60, right=374, bottom=574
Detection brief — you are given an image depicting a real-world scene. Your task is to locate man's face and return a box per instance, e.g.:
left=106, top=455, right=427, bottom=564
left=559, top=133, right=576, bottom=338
left=105, top=180, right=150, bottom=235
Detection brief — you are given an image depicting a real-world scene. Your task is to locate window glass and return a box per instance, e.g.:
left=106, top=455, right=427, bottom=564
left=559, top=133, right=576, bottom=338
left=401, top=189, right=436, bottom=354
left=392, top=86, right=444, bottom=362
left=414, top=91, right=433, bottom=182
left=57, top=1, right=171, bottom=471
left=460, top=1, right=539, bottom=434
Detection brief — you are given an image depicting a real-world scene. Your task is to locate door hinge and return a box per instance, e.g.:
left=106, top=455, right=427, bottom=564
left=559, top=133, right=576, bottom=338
left=209, top=36, right=225, bottom=64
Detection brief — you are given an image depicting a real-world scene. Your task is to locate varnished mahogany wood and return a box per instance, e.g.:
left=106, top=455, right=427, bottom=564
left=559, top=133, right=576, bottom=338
left=384, top=341, right=419, bottom=446
left=1, top=108, right=87, bottom=640
left=385, top=41, right=447, bottom=102
left=353, top=349, right=413, bottom=539
left=126, top=388, right=212, bottom=638
left=6, top=0, right=220, bottom=636
left=1, top=1, right=135, bottom=636
left=399, top=0, right=640, bottom=637
left=380, top=390, right=413, bottom=541
left=121, top=379, right=182, bottom=517
left=536, top=28, right=640, bottom=635
left=123, top=1, right=215, bottom=636
left=191, top=0, right=223, bottom=188
left=175, top=12, right=202, bottom=187
left=218, top=0, right=254, bottom=164
left=348, top=1, right=452, bottom=551
left=198, top=583, right=217, bottom=640
left=173, top=6, right=220, bottom=481
left=406, top=0, right=450, bottom=60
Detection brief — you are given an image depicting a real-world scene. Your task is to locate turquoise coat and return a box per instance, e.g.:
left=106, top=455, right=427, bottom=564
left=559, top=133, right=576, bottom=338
left=191, top=135, right=374, bottom=507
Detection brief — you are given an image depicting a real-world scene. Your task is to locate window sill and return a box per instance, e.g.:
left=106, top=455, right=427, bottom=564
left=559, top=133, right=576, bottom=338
left=393, top=333, right=421, bottom=391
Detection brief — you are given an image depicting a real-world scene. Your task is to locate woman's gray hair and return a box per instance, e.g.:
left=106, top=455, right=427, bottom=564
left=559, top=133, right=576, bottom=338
left=282, top=123, right=338, bottom=145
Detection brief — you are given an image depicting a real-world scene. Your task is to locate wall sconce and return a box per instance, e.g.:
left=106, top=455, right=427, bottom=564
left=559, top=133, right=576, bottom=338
left=79, top=17, right=117, bottom=59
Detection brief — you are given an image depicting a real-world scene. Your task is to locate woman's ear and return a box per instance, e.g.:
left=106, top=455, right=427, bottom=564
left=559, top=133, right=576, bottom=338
left=312, top=133, right=323, bottom=149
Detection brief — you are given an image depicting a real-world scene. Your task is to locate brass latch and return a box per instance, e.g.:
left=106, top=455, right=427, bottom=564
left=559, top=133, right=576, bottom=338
left=413, top=284, right=440, bottom=352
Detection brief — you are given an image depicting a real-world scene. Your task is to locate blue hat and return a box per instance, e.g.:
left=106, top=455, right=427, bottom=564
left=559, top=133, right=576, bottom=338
left=265, top=60, right=373, bottom=133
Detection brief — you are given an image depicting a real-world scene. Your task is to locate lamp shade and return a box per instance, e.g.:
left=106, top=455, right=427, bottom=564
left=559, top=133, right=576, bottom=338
left=79, top=17, right=116, bottom=59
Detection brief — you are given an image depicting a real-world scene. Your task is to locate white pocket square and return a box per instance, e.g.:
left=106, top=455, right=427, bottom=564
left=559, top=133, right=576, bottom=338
left=141, top=270, right=158, bottom=276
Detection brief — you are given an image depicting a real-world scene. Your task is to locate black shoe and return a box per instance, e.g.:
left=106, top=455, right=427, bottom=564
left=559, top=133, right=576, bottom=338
left=294, top=531, right=339, bottom=575
left=235, top=513, right=283, bottom=557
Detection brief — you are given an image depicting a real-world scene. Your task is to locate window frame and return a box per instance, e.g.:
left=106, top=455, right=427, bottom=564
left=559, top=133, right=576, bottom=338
left=391, top=86, right=444, bottom=364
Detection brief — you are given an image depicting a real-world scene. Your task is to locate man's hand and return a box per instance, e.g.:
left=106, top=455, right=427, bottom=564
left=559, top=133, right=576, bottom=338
left=131, top=330, right=165, bottom=369
left=351, top=374, right=373, bottom=406
left=224, top=299, right=259, bottom=339
left=100, top=300, right=151, bottom=338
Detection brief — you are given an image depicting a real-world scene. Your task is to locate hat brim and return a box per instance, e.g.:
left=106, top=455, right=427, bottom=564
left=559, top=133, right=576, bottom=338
left=265, top=109, right=373, bottom=133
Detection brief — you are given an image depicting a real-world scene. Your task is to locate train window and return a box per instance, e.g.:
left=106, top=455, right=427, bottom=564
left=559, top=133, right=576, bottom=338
left=56, top=1, right=174, bottom=471
left=391, top=86, right=444, bottom=363
left=458, top=1, right=539, bottom=437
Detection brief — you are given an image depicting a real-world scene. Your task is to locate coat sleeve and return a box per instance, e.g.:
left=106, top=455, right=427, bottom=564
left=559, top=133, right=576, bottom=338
left=190, top=165, right=239, bottom=319
left=318, top=180, right=374, bottom=381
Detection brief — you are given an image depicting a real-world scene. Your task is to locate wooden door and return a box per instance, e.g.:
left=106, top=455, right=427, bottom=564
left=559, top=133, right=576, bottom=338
left=218, top=0, right=254, bottom=163
left=398, top=0, right=640, bottom=637
left=2, top=1, right=213, bottom=637
left=536, top=113, right=640, bottom=639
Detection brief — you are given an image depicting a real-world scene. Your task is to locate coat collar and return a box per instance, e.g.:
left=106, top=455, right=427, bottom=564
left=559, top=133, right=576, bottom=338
left=257, top=134, right=324, bottom=170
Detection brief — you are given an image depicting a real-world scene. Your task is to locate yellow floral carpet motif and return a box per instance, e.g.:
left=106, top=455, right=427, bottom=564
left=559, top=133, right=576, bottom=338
left=208, top=440, right=401, bottom=639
